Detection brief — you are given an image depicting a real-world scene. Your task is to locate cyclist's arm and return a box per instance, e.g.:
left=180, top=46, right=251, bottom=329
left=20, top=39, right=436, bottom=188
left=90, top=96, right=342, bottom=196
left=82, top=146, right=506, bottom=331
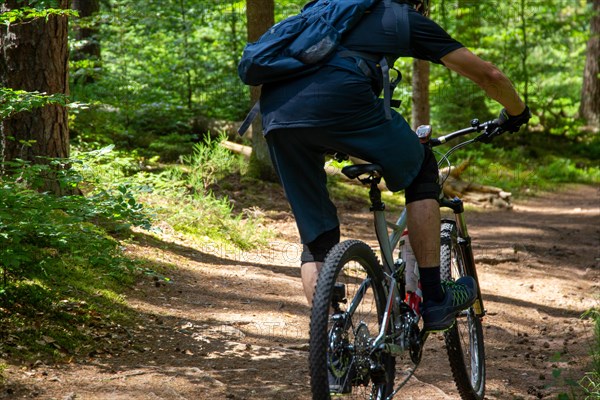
left=441, top=48, right=526, bottom=116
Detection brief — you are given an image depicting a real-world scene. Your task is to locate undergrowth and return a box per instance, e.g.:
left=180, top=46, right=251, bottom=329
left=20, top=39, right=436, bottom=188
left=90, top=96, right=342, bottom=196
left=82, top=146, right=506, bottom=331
left=75, top=134, right=270, bottom=250
left=0, top=134, right=270, bottom=364
left=434, top=139, right=600, bottom=196
left=580, top=308, right=600, bottom=399
left=0, top=161, right=147, bottom=363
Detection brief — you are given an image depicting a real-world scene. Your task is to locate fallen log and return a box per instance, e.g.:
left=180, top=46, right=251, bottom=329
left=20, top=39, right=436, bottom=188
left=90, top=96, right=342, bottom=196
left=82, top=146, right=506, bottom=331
left=440, top=160, right=512, bottom=209
left=220, top=140, right=252, bottom=157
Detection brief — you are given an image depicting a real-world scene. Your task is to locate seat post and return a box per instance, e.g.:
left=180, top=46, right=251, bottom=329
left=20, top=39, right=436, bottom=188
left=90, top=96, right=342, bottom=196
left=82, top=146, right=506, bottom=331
left=369, top=180, right=385, bottom=212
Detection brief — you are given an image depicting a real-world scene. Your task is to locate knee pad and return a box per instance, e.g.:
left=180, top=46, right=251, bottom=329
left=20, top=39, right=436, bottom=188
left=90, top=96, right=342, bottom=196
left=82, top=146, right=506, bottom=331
left=301, top=226, right=340, bottom=263
left=405, top=145, right=441, bottom=204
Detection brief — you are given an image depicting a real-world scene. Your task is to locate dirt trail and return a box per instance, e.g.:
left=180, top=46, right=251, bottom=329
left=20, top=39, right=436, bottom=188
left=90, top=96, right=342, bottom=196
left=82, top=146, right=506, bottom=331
left=2, top=184, right=599, bottom=400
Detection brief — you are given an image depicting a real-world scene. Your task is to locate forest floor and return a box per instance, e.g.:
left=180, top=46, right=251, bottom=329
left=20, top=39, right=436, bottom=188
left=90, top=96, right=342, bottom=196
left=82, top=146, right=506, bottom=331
left=1, top=184, right=599, bottom=400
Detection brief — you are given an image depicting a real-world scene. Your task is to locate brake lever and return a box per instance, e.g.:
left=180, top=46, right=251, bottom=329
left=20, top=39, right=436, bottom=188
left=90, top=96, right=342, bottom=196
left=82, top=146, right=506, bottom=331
left=476, top=120, right=504, bottom=143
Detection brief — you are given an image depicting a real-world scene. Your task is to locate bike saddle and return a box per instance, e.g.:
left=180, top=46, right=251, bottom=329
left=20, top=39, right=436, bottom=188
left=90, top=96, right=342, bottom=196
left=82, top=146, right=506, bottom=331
left=341, top=164, right=383, bottom=180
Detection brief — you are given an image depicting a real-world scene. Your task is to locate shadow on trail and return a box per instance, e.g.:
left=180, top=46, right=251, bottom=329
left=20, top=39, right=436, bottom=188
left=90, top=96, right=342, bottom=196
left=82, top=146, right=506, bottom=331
left=128, top=257, right=309, bottom=321
left=57, top=304, right=312, bottom=399
left=132, top=231, right=303, bottom=281
left=485, top=293, right=584, bottom=319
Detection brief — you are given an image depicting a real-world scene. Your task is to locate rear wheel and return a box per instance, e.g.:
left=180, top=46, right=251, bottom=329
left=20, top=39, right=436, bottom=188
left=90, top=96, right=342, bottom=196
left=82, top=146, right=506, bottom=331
left=309, top=240, right=395, bottom=400
left=440, top=220, right=486, bottom=400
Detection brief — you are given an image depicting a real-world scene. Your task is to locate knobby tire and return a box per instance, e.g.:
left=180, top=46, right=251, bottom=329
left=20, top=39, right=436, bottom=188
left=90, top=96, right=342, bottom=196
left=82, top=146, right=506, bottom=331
left=440, top=220, right=486, bottom=400
left=309, top=240, right=395, bottom=400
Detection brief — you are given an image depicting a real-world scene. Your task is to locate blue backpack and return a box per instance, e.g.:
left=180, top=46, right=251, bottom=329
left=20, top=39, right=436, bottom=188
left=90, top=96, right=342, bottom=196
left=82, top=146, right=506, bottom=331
left=238, top=0, right=383, bottom=86
left=237, top=0, right=406, bottom=135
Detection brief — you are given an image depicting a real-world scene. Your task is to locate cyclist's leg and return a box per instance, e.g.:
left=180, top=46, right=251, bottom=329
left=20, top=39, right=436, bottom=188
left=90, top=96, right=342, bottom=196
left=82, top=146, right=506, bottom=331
left=405, top=145, right=444, bottom=303
left=266, top=128, right=341, bottom=305
left=405, top=146, right=477, bottom=331
left=406, top=199, right=440, bottom=267
left=301, top=263, right=320, bottom=305
left=301, top=227, right=340, bottom=304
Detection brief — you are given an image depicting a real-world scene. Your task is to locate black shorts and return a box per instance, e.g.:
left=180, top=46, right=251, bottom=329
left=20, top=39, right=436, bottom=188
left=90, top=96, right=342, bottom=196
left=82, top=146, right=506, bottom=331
left=405, top=144, right=440, bottom=204
left=266, top=112, right=424, bottom=245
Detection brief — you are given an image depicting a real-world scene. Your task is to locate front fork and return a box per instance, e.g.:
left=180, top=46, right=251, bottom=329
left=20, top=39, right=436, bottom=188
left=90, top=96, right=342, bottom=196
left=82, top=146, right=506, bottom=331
left=442, top=197, right=486, bottom=318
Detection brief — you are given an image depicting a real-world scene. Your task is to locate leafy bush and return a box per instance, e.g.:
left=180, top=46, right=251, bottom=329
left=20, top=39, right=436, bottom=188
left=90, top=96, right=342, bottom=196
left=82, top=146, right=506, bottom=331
left=580, top=308, right=600, bottom=399
left=0, top=158, right=151, bottom=289
left=144, top=134, right=268, bottom=250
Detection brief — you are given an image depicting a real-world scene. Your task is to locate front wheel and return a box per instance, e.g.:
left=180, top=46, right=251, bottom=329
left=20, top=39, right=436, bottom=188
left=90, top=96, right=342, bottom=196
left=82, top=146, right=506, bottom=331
left=440, top=220, right=486, bottom=400
left=309, top=240, right=395, bottom=400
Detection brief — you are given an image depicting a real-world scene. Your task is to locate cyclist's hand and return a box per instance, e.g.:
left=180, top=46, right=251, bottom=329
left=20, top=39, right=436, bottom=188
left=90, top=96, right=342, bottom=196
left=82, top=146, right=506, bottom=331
left=496, top=105, right=531, bottom=133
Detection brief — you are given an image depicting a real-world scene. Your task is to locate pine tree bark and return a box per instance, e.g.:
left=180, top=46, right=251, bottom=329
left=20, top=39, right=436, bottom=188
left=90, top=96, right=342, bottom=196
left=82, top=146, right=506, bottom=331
left=412, top=59, right=430, bottom=128
left=245, top=0, right=277, bottom=181
left=0, top=0, right=71, bottom=194
left=580, top=0, right=600, bottom=131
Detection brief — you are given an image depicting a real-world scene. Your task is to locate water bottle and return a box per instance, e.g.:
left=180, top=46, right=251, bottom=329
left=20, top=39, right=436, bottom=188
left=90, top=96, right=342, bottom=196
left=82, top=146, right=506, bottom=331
left=400, top=230, right=422, bottom=314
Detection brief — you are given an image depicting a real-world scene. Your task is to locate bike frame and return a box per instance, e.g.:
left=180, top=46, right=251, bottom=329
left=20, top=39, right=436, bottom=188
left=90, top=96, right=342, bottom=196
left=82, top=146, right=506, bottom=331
left=369, top=194, right=485, bottom=351
left=355, top=120, right=496, bottom=352
left=320, top=119, right=499, bottom=399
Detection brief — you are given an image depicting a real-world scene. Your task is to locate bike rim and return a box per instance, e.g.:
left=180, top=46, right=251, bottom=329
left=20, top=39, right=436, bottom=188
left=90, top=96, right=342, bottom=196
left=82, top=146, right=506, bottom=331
left=452, top=247, right=485, bottom=395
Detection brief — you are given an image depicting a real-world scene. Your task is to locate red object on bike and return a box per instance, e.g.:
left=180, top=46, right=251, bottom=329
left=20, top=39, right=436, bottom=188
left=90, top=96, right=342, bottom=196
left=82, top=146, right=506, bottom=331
left=406, top=291, right=422, bottom=316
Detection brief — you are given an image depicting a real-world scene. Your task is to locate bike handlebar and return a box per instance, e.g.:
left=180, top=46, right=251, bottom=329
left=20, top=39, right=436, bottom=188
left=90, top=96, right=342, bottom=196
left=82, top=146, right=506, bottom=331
left=429, top=118, right=504, bottom=147
left=330, top=118, right=507, bottom=164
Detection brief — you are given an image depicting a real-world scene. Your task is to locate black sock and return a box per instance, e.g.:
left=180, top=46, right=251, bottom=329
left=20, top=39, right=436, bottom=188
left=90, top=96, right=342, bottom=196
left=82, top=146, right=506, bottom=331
left=419, top=266, right=443, bottom=303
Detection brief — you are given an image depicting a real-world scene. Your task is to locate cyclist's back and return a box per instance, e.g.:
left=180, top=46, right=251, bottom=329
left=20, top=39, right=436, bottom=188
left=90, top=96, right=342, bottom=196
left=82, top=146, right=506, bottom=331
left=260, top=1, right=463, bottom=136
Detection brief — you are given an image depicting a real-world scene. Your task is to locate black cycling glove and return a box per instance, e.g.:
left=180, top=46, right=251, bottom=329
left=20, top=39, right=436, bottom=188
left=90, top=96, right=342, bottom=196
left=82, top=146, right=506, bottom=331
left=496, top=105, right=531, bottom=133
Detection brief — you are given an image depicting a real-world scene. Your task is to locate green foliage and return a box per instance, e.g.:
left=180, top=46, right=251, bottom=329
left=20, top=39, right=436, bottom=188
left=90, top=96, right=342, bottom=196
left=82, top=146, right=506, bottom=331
left=147, top=133, right=198, bottom=162
left=580, top=308, right=600, bottom=399
left=429, top=0, right=591, bottom=139
left=66, top=0, right=596, bottom=168
left=70, top=0, right=249, bottom=152
left=0, top=137, right=271, bottom=360
left=73, top=139, right=268, bottom=250
left=0, top=156, right=149, bottom=360
left=149, top=134, right=267, bottom=250
left=0, top=7, right=78, bottom=25
left=0, top=88, right=67, bottom=119
left=180, top=133, right=245, bottom=190
left=0, top=159, right=151, bottom=283
left=435, top=139, right=599, bottom=196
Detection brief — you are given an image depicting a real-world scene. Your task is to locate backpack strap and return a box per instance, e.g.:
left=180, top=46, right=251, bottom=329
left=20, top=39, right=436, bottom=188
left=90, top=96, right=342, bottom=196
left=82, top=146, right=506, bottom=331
left=338, top=50, right=402, bottom=120
left=238, top=101, right=260, bottom=136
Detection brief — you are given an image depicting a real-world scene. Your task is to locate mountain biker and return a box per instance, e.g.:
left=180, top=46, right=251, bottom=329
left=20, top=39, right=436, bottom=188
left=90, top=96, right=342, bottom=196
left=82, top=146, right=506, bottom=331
left=260, top=0, right=531, bottom=333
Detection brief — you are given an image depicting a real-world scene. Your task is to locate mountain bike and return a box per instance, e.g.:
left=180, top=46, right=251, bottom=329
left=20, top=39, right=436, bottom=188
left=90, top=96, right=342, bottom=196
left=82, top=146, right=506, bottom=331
left=309, top=118, right=507, bottom=400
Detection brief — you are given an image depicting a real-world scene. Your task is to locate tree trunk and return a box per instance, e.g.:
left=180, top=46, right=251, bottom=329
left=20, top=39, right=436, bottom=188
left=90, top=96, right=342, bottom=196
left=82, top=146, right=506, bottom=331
left=245, top=0, right=277, bottom=181
left=580, top=0, right=600, bottom=131
left=0, top=0, right=71, bottom=195
left=71, top=0, right=101, bottom=84
left=411, top=59, right=430, bottom=129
